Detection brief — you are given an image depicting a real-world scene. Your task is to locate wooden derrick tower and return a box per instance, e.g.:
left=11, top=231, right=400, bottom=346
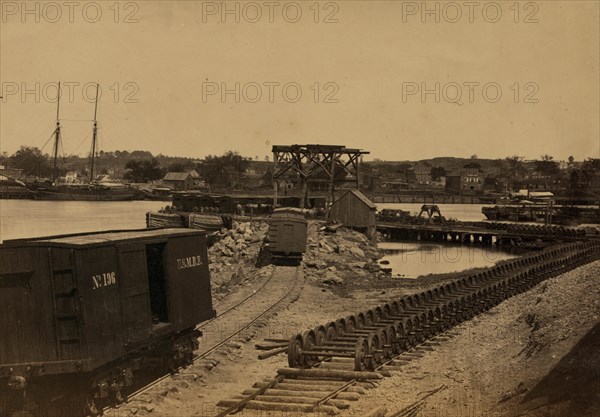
left=271, top=144, right=369, bottom=208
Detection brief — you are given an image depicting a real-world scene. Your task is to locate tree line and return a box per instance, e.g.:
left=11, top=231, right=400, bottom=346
left=0, top=146, right=254, bottom=185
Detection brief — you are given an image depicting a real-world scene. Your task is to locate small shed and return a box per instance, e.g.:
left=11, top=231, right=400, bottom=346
left=164, top=172, right=194, bottom=191
left=328, top=189, right=376, bottom=234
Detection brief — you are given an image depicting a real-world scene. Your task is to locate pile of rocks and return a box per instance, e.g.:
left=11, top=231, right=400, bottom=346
left=208, top=221, right=268, bottom=298
left=302, top=223, right=387, bottom=287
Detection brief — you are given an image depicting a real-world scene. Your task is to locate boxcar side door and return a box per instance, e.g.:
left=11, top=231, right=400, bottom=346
left=164, top=235, right=214, bottom=331
left=116, top=243, right=152, bottom=347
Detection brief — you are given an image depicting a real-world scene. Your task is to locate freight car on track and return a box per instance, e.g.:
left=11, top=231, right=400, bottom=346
left=0, top=228, right=215, bottom=416
left=257, top=207, right=308, bottom=266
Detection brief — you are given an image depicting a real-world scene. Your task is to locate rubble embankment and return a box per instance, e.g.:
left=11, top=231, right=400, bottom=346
left=206, top=219, right=388, bottom=301
left=207, top=220, right=268, bottom=300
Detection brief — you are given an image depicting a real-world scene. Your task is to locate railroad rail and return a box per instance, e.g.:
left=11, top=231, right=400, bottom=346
left=215, top=240, right=600, bottom=416
left=102, top=266, right=303, bottom=415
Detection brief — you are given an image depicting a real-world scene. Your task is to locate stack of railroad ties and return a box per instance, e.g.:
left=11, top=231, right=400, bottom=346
left=287, top=240, right=600, bottom=372
left=215, top=240, right=600, bottom=416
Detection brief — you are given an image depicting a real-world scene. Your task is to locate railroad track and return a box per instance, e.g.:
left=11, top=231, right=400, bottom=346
left=103, top=265, right=303, bottom=415
left=215, top=240, right=600, bottom=416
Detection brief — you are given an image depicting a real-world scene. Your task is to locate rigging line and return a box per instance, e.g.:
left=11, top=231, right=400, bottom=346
left=99, top=126, right=118, bottom=150
left=31, top=121, right=56, bottom=149
left=71, top=130, right=93, bottom=154
left=39, top=129, right=57, bottom=153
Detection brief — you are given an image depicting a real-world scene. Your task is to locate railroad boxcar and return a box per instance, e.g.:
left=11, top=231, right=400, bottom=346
left=267, top=207, right=307, bottom=264
left=0, top=228, right=215, bottom=416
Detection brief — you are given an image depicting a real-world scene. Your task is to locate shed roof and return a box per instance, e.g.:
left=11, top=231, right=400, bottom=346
left=164, top=172, right=190, bottom=181
left=332, top=189, right=376, bottom=209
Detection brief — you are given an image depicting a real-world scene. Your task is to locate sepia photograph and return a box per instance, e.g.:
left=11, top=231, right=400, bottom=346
left=1, top=1, right=599, bottom=416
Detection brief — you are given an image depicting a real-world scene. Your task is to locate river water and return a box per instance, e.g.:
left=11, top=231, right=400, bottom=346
left=378, top=241, right=517, bottom=279
left=376, top=203, right=517, bottom=277
left=0, top=200, right=513, bottom=277
left=0, top=200, right=165, bottom=242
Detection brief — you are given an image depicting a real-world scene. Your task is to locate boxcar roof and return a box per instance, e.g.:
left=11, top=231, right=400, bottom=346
left=3, top=228, right=205, bottom=247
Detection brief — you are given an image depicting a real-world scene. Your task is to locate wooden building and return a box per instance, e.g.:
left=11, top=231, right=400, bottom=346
left=328, top=189, right=376, bottom=235
left=163, top=170, right=202, bottom=191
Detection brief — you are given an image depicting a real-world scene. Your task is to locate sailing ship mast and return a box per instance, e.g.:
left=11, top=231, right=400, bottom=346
left=52, top=82, right=61, bottom=181
left=89, top=84, right=99, bottom=182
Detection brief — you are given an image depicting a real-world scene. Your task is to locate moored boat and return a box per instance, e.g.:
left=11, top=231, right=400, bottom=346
left=31, top=183, right=138, bottom=201
left=482, top=204, right=600, bottom=225
left=30, top=83, right=140, bottom=202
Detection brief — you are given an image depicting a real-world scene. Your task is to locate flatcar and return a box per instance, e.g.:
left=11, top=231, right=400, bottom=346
left=0, top=228, right=215, bottom=416
left=266, top=207, right=308, bottom=264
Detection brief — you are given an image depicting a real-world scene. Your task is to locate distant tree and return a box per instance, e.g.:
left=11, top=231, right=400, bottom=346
left=582, top=158, right=600, bottom=173
left=166, top=162, right=186, bottom=172
left=533, top=155, right=562, bottom=190
left=123, top=158, right=163, bottom=183
left=504, top=156, right=526, bottom=191
left=570, top=158, right=600, bottom=191
left=203, top=151, right=251, bottom=185
left=264, top=155, right=270, bottom=162
left=534, top=155, right=560, bottom=177
left=9, top=146, right=52, bottom=176
left=129, top=150, right=154, bottom=159
left=569, top=168, right=585, bottom=191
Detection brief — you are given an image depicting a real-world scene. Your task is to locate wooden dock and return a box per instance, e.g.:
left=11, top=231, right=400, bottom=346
left=377, top=222, right=568, bottom=246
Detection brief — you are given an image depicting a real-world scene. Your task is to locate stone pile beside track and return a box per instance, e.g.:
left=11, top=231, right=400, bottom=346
left=208, top=221, right=269, bottom=298
left=302, top=223, right=387, bottom=287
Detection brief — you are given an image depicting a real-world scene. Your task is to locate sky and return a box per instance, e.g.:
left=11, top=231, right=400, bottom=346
left=0, top=0, right=599, bottom=161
